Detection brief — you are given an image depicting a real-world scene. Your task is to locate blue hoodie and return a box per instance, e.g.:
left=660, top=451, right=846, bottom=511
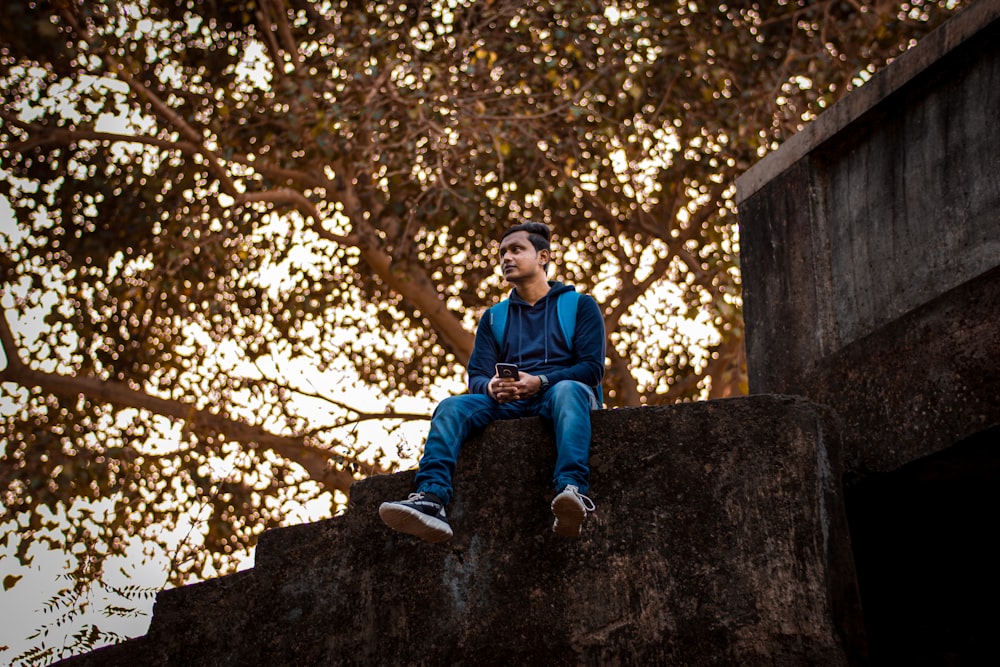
left=467, top=281, right=606, bottom=396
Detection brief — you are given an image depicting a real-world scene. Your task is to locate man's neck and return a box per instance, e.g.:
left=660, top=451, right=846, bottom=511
left=512, top=276, right=552, bottom=305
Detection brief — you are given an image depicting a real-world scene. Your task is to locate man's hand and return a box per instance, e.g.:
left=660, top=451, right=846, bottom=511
left=489, top=373, right=543, bottom=403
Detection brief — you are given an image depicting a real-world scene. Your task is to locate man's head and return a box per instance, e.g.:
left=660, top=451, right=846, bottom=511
left=500, top=222, right=551, bottom=274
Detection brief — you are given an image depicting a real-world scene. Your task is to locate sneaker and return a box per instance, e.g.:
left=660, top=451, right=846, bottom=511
left=551, top=485, right=595, bottom=537
left=379, top=492, right=453, bottom=543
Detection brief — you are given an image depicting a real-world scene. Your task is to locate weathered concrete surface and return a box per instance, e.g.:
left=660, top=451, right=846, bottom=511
left=736, top=0, right=1000, bottom=474
left=58, top=397, right=863, bottom=666
left=806, top=266, right=1000, bottom=478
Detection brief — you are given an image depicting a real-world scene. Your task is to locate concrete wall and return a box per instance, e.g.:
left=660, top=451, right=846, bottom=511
left=58, top=398, right=863, bottom=666
left=737, top=0, right=1000, bottom=476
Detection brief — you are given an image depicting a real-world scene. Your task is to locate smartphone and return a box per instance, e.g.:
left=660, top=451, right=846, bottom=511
left=495, top=363, right=519, bottom=379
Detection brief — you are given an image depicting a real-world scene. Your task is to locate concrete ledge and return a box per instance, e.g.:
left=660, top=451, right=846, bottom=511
left=806, top=266, right=1000, bottom=478
left=57, top=397, right=863, bottom=666
left=736, top=0, right=1000, bottom=202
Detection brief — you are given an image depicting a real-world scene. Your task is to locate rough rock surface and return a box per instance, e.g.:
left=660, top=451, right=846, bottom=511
left=59, top=396, right=863, bottom=666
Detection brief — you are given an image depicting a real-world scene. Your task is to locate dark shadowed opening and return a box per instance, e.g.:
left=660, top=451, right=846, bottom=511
left=845, top=425, right=1000, bottom=665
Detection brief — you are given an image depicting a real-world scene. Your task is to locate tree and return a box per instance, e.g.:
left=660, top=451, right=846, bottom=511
left=0, top=0, right=967, bottom=656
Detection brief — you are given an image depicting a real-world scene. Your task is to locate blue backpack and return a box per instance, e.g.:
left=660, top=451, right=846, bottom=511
left=487, top=291, right=603, bottom=405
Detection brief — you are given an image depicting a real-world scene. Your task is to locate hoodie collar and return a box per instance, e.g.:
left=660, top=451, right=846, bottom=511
left=508, top=280, right=572, bottom=306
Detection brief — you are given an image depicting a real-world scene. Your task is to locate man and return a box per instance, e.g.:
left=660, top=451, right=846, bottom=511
left=379, top=222, right=605, bottom=542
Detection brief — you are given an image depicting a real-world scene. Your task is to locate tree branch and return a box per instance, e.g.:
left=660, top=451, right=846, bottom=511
left=0, top=324, right=362, bottom=493
left=253, top=358, right=432, bottom=428
left=604, top=251, right=676, bottom=332
left=605, top=344, right=641, bottom=407
left=311, top=169, right=477, bottom=363
left=265, top=0, right=304, bottom=74
left=354, top=233, right=477, bottom=363
left=1, top=123, right=200, bottom=156
left=0, top=299, right=23, bottom=374
left=57, top=7, right=241, bottom=195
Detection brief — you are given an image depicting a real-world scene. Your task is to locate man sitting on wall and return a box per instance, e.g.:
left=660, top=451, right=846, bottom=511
left=378, top=222, right=606, bottom=542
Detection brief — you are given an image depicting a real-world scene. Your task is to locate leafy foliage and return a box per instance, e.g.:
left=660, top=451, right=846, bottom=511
left=6, top=571, right=155, bottom=666
left=0, top=0, right=966, bottom=655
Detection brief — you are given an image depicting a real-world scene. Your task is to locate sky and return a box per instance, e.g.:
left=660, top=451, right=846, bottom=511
left=1, top=529, right=169, bottom=662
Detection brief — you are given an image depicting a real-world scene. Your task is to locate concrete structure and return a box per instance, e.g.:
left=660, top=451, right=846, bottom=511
left=58, top=398, right=863, bottom=666
left=737, top=0, right=1000, bottom=476
left=737, top=0, right=1000, bottom=661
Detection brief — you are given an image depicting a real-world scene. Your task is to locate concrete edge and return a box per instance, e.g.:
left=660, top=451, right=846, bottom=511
left=735, top=0, right=1000, bottom=203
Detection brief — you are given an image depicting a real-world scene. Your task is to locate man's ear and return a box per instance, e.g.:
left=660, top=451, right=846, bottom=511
left=538, top=248, right=550, bottom=266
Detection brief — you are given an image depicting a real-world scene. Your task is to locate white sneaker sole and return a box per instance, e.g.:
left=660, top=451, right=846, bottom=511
left=379, top=503, right=453, bottom=543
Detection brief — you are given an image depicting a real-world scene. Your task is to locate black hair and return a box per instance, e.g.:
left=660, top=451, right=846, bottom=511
left=501, top=222, right=551, bottom=253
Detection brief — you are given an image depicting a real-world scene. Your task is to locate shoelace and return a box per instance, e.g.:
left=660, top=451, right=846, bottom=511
left=409, top=492, right=439, bottom=507
left=408, top=493, right=446, bottom=516
left=565, top=486, right=596, bottom=512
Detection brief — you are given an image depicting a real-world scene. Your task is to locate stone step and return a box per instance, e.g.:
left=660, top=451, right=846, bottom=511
left=60, top=396, right=862, bottom=666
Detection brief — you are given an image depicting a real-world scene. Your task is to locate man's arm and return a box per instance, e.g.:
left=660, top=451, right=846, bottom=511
left=467, top=314, right=500, bottom=395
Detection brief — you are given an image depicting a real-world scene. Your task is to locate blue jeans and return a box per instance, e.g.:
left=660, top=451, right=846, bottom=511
left=414, top=381, right=598, bottom=506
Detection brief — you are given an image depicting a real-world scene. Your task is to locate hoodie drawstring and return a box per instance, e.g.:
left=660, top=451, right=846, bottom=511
left=543, top=298, right=550, bottom=364
left=510, top=292, right=552, bottom=365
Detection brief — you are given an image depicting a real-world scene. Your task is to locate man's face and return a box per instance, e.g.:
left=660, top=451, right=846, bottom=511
left=499, top=231, right=548, bottom=283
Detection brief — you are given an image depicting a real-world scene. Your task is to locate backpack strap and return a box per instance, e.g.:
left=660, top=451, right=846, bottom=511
left=555, top=290, right=580, bottom=350
left=488, top=299, right=509, bottom=349
left=555, top=291, right=602, bottom=405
